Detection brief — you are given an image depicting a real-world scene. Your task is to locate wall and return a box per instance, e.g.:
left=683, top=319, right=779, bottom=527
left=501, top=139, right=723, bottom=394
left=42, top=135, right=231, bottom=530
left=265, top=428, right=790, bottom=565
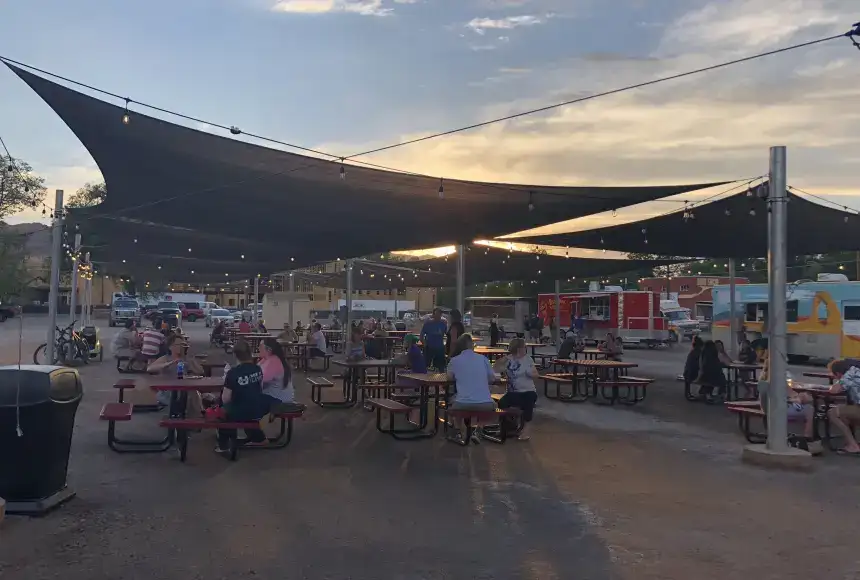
left=639, top=276, right=749, bottom=312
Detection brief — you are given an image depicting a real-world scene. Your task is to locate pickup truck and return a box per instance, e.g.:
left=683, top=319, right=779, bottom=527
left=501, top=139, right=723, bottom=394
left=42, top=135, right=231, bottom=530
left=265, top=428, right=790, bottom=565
left=180, top=302, right=205, bottom=322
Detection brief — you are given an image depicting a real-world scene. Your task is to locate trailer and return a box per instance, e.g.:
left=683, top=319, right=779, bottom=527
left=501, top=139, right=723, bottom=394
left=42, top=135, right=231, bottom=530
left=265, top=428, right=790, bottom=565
left=538, top=290, right=670, bottom=346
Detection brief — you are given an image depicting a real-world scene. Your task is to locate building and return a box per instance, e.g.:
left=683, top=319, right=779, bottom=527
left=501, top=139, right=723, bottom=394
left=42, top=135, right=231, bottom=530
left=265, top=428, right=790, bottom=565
left=638, top=275, right=749, bottom=320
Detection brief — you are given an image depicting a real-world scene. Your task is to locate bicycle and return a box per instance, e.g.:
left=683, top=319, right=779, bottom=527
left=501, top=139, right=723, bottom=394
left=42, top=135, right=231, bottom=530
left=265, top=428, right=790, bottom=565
left=33, top=320, right=91, bottom=365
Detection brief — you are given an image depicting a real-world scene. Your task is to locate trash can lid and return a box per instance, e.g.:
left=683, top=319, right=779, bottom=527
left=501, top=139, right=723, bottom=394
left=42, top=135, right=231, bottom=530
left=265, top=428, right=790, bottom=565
left=0, top=366, right=82, bottom=405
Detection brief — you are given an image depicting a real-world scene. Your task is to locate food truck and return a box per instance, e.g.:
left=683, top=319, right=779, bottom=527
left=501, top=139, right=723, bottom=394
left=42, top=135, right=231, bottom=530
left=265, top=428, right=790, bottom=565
left=538, top=289, right=670, bottom=346
left=712, top=275, right=860, bottom=362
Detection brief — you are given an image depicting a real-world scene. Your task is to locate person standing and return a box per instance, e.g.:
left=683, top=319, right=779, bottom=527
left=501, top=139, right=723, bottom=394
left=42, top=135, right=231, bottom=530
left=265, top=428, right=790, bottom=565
left=446, top=309, right=465, bottom=359
left=420, top=308, right=448, bottom=370
left=489, top=313, right=500, bottom=347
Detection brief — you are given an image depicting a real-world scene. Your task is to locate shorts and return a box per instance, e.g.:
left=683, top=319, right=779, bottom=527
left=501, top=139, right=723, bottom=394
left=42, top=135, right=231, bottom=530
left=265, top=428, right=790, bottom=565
left=310, top=347, right=326, bottom=358
left=834, top=404, right=860, bottom=423
left=497, top=390, right=538, bottom=422
left=786, top=402, right=810, bottom=420
left=449, top=400, right=496, bottom=413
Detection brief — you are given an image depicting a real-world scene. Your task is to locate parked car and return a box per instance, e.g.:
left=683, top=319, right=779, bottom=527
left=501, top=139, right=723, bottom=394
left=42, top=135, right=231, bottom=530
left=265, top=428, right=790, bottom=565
left=202, top=301, right=219, bottom=318
left=0, top=302, right=21, bottom=323
left=206, top=308, right=234, bottom=328
left=180, top=301, right=205, bottom=322
left=156, top=301, right=182, bottom=328
left=109, top=298, right=141, bottom=327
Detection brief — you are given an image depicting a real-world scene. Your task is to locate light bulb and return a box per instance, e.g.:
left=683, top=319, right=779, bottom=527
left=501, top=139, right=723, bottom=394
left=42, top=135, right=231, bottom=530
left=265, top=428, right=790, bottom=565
left=122, top=113, right=130, bottom=125
left=438, top=178, right=444, bottom=199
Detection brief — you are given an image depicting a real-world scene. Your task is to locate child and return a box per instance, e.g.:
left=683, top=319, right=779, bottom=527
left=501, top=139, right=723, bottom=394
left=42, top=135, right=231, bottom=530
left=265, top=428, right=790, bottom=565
left=345, top=326, right=366, bottom=361
left=216, top=340, right=270, bottom=453
left=493, top=338, right=538, bottom=441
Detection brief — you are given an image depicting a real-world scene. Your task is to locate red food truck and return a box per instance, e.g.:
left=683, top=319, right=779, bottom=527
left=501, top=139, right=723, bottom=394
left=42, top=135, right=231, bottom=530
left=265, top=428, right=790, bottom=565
left=538, top=289, right=670, bottom=347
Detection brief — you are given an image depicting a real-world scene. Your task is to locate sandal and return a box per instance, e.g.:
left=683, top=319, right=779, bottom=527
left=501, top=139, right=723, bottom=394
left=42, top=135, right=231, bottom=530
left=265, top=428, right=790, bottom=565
left=517, top=434, right=531, bottom=441
left=836, top=448, right=860, bottom=456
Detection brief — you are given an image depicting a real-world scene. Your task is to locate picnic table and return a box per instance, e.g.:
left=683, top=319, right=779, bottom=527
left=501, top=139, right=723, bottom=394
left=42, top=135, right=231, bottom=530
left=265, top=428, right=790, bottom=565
left=474, top=346, right=508, bottom=362
left=498, top=342, right=543, bottom=357
left=803, top=371, right=835, bottom=385
left=549, top=358, right=642, bottom=404
left=325, top=359, right=406, bottom=409
left=724, top=362, right=762, bottom=401
left=791, top=383, right=846, bottom=449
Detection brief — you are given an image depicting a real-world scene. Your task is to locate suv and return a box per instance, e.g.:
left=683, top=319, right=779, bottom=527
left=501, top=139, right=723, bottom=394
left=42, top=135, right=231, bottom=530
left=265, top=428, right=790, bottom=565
left=156, top=301, right=183, bottom=329
left=109, top=298, right=141, bottom=327
left=180, top=302, right=205, bottom=322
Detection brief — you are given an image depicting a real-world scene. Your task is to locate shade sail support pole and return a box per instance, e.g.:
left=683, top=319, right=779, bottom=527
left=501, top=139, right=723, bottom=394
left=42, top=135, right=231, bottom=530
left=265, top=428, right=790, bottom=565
left=729, top=258, right=738, bottom=360
left=554, top=279, right=561, bottom=345
left=766, top=146, right=789, bottom=452
left=288, top=273, right=295, bottom=327
left=455, top=244, right=466, bottom=315
left=346, top=261, right=354, bottom=332
left=68, top=233, right=81, bottom=325
left=253, top=276, right=259, bottom=323
left=46, top=190, right=64, bottom=364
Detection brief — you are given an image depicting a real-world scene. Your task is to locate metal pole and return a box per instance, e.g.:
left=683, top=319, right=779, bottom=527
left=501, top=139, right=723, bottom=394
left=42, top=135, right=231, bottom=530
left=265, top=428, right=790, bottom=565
left=455, top=244, right=466, bottom=314
left=346, top=260, right=354, bottom=331
left=767, top=146, right=789, bottom=451
left=253, top=276, right=260, bottom=323
left=728, top=258, right=738, bottom=359
left=83, top=252, right=91, bottom=327
left=68, top=233, right=81, bottom=324
left=46, top=190, right=64, bottom=364
left=288, top=272, right=295, bottom=326
left=554, top=279, right=561, bottom=345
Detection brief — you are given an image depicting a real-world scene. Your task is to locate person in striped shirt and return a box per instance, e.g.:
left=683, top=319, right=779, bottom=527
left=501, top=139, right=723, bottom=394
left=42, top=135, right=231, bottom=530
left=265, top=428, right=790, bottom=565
left=139, top=320, right=166, bottom=360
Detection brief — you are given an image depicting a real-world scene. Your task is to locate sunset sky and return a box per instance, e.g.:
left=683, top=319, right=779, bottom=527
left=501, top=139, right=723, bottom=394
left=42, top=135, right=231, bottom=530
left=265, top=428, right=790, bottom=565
left=1, top=0, right=858, bottom=244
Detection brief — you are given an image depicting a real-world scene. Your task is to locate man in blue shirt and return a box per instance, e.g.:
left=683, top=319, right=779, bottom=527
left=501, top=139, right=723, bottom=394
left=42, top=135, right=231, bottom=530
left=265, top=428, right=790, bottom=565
left=421, top=308, right=448, bottom=370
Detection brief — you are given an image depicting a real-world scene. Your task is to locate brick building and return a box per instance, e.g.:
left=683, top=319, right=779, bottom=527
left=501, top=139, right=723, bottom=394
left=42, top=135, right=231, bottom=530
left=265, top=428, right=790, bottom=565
left=638, top=275, right=749, bottom=320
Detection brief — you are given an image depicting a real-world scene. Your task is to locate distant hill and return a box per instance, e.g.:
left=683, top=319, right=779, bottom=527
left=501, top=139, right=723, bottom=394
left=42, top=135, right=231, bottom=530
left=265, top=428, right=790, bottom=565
left=0, top=222, right=51, bottom=258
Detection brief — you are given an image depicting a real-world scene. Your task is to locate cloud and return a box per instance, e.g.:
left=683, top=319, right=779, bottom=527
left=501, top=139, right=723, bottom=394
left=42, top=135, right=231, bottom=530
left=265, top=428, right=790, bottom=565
left=466, top=14, right=551, bottom=35
left=271, top=0, right=393, bottom=16
left=318, top=0, right=860, bottom=237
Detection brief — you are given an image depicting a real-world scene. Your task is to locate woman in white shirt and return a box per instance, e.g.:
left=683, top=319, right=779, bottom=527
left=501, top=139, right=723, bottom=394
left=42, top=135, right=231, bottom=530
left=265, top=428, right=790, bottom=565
left=493, top=337, right=538, bottom=441
left=258, top=338, right=305, bottom=413
left=309, top=323, right=327, bottom=358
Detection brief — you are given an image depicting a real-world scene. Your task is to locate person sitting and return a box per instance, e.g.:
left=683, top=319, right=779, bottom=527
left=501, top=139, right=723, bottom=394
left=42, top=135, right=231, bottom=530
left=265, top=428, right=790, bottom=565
left=308, top=323, right=327, bottom=358
left=111, top=319, right=141, bottom=369
left=446, top=334, right=496, bottom=444
left=258, top=337, right=304, bottom=413
left=493, top=338, right=538, bottom=441
left=147, top=335, right=205, bottom=415
left=238, top=313, right=252, bottom=334
left=827, top=359, right=860, bottom=456
left=758, top=351, right=820, bottom=454
left=393, top=334, right=428, bottom=395
left=696, top=340, right=727, bottom=402
left=278, top=322, right=299, bottom=343
left=738, top=339, right=757, bottom=365
left=256, top=320, right=267, bottom=333
left=599, top=333, right=622, bottom=360
left=138, top=319, right=166, bottom=367
left=612, top=336, right=624, bottom=361
left=715, top=340, right=733, bottom=366
left=295, top=321, right=304, bottom=336
left=210, top=320, right=227, bottom=346
left=682, top=336, right=703, bottom=393
left=215, top=340, right=270, bottom=453
left=343, top=326, right=367, bottom=361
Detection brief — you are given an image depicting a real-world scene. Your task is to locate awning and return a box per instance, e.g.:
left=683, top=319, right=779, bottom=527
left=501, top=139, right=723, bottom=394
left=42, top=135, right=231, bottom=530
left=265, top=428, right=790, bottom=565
left=7, top=62, right=731, bottom=269
left=515, top=187, right=859, bottom=258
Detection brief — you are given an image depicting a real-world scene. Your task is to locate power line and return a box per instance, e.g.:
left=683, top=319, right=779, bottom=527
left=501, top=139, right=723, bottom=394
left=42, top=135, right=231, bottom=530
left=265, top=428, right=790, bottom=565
left=788, top=185, right=860, bottom=216
left=344, top=32, right=855, bottom=160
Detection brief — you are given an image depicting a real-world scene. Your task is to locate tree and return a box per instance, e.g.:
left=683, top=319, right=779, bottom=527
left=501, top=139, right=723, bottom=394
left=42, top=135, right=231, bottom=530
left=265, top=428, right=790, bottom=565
left=67, top=182, right=106, bottom=208
left=0, top=154, right=47, bottom=219
left=0, top=232, right=32, bottom=301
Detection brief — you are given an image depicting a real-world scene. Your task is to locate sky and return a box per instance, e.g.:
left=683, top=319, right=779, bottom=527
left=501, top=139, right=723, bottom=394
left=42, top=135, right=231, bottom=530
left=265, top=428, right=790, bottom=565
left=1, top=0, right=859, bottom=240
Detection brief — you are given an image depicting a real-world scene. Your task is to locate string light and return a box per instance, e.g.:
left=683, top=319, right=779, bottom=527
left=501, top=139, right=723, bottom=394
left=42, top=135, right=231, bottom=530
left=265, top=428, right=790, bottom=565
left=438, top=178, right=444, bottom=200
left=527, top=191, right=534, bottom=212
left=122, top=98, right=131, bottom=125
left=339, top=159, right=346, bottom=180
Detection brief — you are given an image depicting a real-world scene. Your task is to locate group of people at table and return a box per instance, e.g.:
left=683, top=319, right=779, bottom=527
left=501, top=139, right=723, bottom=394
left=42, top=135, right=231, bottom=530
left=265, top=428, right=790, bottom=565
left=109, top=308, right=541, bottom=454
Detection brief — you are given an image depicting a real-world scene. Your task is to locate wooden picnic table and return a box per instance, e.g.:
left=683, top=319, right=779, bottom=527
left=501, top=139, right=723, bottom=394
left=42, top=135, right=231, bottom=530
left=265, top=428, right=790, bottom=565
left=474, top=346, right=508, bottom=362
left=549, top=358, right=640, bottom=404
left=803, top=371, right=835, bottom=384
left=791, top=383, right=847, bottom=448
left=498, top=342, right=543, bottom=357
left=325, top=359, right=406, bottom=409
left=724, top=362, right=762, bottom=401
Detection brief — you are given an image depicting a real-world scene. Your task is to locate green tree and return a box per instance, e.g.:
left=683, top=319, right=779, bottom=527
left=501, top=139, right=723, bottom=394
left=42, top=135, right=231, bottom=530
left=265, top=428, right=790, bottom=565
left=0, top=233, right=30, bottom=301
left=0, top=154, right=47, bottom=219
left=67, top=182, right=106, bottom=208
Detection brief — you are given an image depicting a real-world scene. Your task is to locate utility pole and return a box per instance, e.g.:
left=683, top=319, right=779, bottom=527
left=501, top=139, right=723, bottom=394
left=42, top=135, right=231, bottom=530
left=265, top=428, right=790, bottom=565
left=45, top=190, right=64, bottom=364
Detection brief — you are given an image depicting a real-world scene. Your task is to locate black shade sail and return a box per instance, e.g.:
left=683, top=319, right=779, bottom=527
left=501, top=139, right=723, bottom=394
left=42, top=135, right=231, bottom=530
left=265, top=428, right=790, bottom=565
left=516, top=189, right=860, bottom=258
left=291, top=260, right=453, bottom=290
left=8, top=63, right=730, bottom=268
left=406, top=245, right=677, bottom=285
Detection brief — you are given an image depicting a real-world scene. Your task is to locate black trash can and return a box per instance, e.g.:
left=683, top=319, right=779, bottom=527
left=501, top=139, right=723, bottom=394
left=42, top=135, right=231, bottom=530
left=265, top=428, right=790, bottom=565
left=0, top=365, right=83, bottom=515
